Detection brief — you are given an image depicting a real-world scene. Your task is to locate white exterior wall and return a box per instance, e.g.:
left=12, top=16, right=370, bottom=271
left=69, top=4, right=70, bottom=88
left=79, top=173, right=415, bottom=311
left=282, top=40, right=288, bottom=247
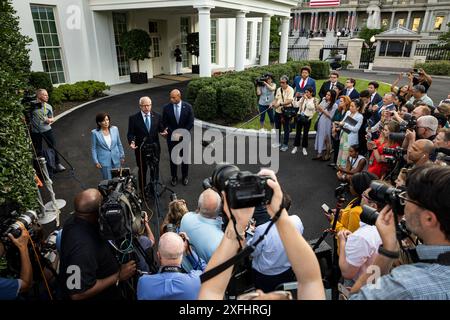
left=12, top=0, right=286, bottom=84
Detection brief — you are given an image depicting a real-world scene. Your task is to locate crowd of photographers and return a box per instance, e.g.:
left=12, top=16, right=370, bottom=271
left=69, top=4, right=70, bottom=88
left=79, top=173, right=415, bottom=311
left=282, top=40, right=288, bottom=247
left=1, top=66, right=450, bottom=301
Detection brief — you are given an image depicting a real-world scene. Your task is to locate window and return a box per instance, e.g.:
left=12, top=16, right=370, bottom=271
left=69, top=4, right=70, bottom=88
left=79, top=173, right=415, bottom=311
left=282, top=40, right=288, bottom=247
left=379, top=40, right=412, bottom=57
left=434, top=16, right=444, bottom=30
left=149, top=21, right=158, bottom=33
left=411, top=18, right=421, bottom=32
left=397, top=18, right=405, bottom=27
left=30, top=5, right=66, bottom=84
left=112, top=12, right=130, bottom=77
left=211, top=19, right=217, bottom=64
left=256, top=22, right=262, bottom=57
left=381, top=18, right=389, bottom=28
left=180, top=17, right=191, bottom=68
left=152, top=37, right=161, bottom=58
left=246, top=21, right=252, bottom=60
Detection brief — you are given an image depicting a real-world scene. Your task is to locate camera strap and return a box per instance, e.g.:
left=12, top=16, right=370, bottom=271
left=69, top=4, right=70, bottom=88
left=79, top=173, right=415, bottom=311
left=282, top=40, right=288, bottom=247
left=407, top=248, right=450, bottom=266
left=159, top=266, right=187, bottom=274
left=200, top=204, right=285, bottom=283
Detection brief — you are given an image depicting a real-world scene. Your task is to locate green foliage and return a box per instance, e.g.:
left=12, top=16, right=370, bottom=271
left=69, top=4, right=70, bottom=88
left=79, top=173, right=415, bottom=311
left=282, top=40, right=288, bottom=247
left=269, top=17, right=281, bottom=62
left=0, top=0, right=37, bottom=210
left=186, top=77, right=215, bottom=105
left=307, top=60, right=331, bottom=79
left=193, top=86, right=217, bottom=120
left=120, top=29, right=151, bottom=73
left=415, top=61, right=450, bottom=76
left=438, top=23, right=450, bottom=47
left=29, top=72, right=53, bottom=95
left=219, top=86, right=255, bottom=122
left=187, top=32, right=200, bottom=57
left=340, top=60, right=352, bottom=70
left=359, top=26, right=384, bottom=45
left=51, top=81, right=109, bottom=104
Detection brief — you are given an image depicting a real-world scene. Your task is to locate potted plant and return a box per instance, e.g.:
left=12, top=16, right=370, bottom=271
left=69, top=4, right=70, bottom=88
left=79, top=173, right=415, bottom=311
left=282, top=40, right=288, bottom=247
left=120, top=29, right=152, bottom=84
left=187, top=32, right=200, bottom=74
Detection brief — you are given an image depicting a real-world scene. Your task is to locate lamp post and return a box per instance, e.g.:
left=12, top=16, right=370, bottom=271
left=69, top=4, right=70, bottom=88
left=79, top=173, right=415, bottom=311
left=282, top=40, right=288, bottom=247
left=370, top=35, right=376, bottom=48
left=336, top=31, right=341, bottom=47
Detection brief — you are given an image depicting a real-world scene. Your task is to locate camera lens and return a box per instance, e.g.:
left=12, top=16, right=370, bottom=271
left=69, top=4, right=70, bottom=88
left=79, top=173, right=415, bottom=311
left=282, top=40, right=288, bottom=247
left=211, top=164, right=240, bottom=192
left=360, top=205, right=379, bottom=226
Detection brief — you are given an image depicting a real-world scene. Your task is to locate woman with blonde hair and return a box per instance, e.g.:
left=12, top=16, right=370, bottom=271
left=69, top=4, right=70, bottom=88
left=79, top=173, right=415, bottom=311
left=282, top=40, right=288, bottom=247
left=160, top=199, right=189, bottom=234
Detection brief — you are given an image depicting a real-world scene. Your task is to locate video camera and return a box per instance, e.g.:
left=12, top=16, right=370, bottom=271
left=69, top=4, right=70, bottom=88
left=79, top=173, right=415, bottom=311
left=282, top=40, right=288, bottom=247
left=255, top=73, right=273, bottom=87
left=203, top=164, right=273, bottom=209
left=0, top=210, right=38, bottom=247
left=383, top=146, right=407, bottom=164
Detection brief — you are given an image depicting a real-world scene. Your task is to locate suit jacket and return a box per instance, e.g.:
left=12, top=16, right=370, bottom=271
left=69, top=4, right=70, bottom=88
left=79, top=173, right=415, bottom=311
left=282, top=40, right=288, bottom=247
left=345, top=88, right=360, bottom=100
left=370, top=93, right=382, bottom=106
left=293, top=76, right=317, bottom=97
left=127, top=111, right=164, bottom=150
left=91, top=126, right=125, bottom=167
left=319, top=81, right=344, bottom=100
left=162, top=101, right=194, bottom=141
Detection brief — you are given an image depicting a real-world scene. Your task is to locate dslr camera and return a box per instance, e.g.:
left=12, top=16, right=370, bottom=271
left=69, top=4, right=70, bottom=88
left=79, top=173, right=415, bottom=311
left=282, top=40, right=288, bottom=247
left=203, top=164, right=273, bottom=209
left=389, top=113, right=417, bottom=142
left=255, top=73, right=272, bottom=87
left=0, top=210, right=38, bottom=246
left=383, top=146, right=407, bottom=164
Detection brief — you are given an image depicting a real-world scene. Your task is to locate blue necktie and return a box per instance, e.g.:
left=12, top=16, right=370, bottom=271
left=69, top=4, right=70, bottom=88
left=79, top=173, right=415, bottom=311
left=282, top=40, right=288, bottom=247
left=175, top=105, right=180, bottom=124
left=145, top=114, right=150, bottom=132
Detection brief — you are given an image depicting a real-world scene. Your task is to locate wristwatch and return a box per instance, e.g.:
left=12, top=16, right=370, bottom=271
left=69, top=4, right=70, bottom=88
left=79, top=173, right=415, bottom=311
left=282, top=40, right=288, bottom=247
left=378, top=245, right=400, bottom=259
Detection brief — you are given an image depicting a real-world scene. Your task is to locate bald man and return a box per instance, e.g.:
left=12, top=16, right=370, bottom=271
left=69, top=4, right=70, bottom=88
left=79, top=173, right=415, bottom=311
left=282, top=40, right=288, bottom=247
left=127, top=96, right=167, bottom=195
left=137, top=232, right=206, bottom=300
left=59, top=189, right=136, bottom=300
left=162, top=89, right=194, bottom=186
left=407, top=139, right=434, bottom=167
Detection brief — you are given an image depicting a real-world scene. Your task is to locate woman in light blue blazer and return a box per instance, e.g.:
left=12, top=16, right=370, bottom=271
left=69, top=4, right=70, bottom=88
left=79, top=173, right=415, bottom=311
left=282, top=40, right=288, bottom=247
left=91, top=112, right=125, bottom=180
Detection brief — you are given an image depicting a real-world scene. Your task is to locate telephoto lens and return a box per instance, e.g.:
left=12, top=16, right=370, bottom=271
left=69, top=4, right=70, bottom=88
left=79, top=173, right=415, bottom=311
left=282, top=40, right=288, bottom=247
left=360, top=205, right=379, bottom=226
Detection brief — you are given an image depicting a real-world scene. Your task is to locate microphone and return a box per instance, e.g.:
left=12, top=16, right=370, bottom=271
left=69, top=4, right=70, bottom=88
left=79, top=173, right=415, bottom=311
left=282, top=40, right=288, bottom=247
left=140, top=136, right=148, bottom=149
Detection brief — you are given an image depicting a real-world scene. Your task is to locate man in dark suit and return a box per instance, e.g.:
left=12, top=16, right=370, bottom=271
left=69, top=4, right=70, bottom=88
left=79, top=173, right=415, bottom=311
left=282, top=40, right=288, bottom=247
left=344, top=78, right=360, bottom=100
left=367, top=81, right=382, bottom=106
left=318, top=71, right=343, bottom=100
left=162, top=89, right=194, bottom=187
left=127, top=96, right=167, bottom=194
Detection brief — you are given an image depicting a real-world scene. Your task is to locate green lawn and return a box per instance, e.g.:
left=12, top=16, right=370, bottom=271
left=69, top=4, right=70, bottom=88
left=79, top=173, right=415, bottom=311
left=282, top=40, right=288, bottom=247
left=235, top=77, right=391, bottom=130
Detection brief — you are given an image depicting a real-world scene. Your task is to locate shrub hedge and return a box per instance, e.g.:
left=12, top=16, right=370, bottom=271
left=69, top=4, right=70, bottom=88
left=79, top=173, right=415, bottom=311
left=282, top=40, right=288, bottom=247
left=29, top=71, right=53, bottom=96
left=188, top=60, right=330, bottom=123
left=415, top=61, right=450, bottom=76
left=51, top=80, right=109, bottom=104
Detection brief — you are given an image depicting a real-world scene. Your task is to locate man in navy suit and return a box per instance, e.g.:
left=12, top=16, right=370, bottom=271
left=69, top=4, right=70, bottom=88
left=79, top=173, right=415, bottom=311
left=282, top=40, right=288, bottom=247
left=293, top=66, right=316, bottom=98
left=344, top=78, right=360, bottom=100
left=127, top=96, right=167, bottom=194
left=162, top=89, right=194, bottom=187
left=318, top=71, right=343, bottom=100
left=367, top=81, right=382, bottom=106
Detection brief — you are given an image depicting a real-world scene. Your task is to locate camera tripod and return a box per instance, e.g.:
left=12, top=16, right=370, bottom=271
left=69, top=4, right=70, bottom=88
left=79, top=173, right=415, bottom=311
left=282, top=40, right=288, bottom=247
left=311, top=190, right=347, bottom=300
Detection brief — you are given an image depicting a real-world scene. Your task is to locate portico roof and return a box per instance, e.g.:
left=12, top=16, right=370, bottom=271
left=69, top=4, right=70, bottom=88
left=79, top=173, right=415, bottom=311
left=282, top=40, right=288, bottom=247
left=375, top=26, right=423, bottom=41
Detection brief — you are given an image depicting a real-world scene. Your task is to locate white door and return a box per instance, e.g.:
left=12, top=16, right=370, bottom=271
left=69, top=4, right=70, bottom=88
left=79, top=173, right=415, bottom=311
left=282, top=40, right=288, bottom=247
left=149, top=21, right=163, bottom=75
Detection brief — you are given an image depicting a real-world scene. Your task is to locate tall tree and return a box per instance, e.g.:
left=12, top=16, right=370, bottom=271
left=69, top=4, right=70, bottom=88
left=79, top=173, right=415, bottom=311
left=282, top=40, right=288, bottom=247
left=0, top=0, right=37, bottom=210
left=438, top=23, right=450, bottom=47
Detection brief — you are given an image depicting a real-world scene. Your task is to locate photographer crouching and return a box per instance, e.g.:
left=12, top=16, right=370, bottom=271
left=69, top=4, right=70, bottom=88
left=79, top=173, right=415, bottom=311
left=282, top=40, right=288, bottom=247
left=350, top=165, right=450, bottom=299
left=59, top=189, right=136, bottom=300
left=0, top=225, right=32, bottom=300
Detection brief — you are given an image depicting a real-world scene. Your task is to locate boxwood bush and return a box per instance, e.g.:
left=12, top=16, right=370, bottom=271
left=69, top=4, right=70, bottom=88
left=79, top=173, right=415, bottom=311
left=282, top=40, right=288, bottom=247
left=415, top=61, right=450, bottom=76
left=51, top=81, right=109, bottom=104
left=194, top=86, right=217, bottom=120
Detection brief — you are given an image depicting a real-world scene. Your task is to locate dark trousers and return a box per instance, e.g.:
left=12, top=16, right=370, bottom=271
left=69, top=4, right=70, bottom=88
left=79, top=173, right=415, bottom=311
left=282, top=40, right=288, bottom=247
left=167, top=140, right=188, bottom=179
left=274, top=113, right=291, bottom=145
left=135, top=149, right=160, bottom=192
left=294, top=116, right=311, bottom=148
left=30, top=130, right=60, bottom=164
left=332, top=136, right=340, bottom=164
left=253, top=267, right=296, bottom=293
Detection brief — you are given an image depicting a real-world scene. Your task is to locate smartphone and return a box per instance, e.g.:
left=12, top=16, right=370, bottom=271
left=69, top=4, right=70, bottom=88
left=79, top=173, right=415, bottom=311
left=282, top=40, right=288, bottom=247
left=321, top=203, right=332, bottom=214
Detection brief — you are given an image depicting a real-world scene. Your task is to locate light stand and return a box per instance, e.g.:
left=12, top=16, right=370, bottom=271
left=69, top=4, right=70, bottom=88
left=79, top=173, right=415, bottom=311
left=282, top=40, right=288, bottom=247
left=37, top=157, right=66, bottom=226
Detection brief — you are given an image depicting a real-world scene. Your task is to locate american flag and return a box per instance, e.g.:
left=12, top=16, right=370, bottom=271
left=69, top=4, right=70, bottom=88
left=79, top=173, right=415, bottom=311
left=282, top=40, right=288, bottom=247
left=309, top=0, right=340, bottom=7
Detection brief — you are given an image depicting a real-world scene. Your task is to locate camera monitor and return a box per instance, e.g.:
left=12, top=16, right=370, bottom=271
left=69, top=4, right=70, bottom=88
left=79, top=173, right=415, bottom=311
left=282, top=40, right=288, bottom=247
left=111, top=167, right=131, bottom=178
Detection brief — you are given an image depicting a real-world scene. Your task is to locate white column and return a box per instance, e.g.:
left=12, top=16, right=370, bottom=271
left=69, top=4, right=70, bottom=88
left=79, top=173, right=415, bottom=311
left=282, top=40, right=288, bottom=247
left=421, top=10, right=430, bottom=32
left=279, top=16, right=290, bottom=64
left=260, top=14, right=271, bottom=66
left=390, top=11, right=396, bottom=29
left=196, top=6, right=213, bottom=77
left=235, top=11, right=247, bottom=71
left=406, top=11, right=412, bottom=29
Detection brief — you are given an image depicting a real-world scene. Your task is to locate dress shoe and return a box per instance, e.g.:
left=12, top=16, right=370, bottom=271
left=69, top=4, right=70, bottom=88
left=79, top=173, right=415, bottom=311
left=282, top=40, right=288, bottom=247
left=182, top=177, right=189, bottom=186
left=171, top=177, right=178, bottom=186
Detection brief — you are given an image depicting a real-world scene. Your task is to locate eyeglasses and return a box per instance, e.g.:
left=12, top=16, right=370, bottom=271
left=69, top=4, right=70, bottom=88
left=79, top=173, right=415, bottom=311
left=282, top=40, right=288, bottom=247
left=398, top=191, right=423, bottom=208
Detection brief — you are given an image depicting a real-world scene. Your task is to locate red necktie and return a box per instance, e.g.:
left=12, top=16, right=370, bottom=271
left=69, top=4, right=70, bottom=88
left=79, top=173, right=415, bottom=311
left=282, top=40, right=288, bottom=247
left=301, top=79, right=305, bottom=89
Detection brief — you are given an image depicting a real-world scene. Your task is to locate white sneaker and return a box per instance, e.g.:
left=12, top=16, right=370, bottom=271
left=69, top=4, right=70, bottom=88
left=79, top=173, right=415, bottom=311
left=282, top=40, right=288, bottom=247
left=259, top=128, right=266, bottom=132
left=271, top=128, right=276, bottom=134
left=291, top=147, right=298, bottom=154
left=302, top=148, right=308, bottom=156
left=272, top=142, right=281, bottom=148
left=280, top=145, right=288, bottom=152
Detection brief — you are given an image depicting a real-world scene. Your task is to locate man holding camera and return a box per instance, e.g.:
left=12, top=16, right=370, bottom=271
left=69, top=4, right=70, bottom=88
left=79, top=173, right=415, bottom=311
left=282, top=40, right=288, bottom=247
left=256, top=73, right=276, bottom=131
left=409, top=68, right=432, bottom=93
left=137, top=232, right=206, bottom=300
left=127, top=96, right=167, bottom=194
left=30, top=89, right=65, bottom=172
left=409, top=85, right=434, bottom=109
left=271, top=75, right=295, bottom=151
left=402, top=115, right=438, bottom=151
left=0, top=226, right=33, bottom=300
left=350, top=165, right=450, bottom=299
left=59, top=189, right=136, bottom=300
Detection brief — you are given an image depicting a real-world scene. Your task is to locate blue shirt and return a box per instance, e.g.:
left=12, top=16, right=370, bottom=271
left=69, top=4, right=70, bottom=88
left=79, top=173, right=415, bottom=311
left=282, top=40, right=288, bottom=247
left=179, top=212, right=223, bottom=263
left=137, top=270, right=202, bottom=300
left=0, top=278, right=20, bottom=300
left=350, top=245, right=450, bottom=300
left=248, top=215, right=304, bottom=275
